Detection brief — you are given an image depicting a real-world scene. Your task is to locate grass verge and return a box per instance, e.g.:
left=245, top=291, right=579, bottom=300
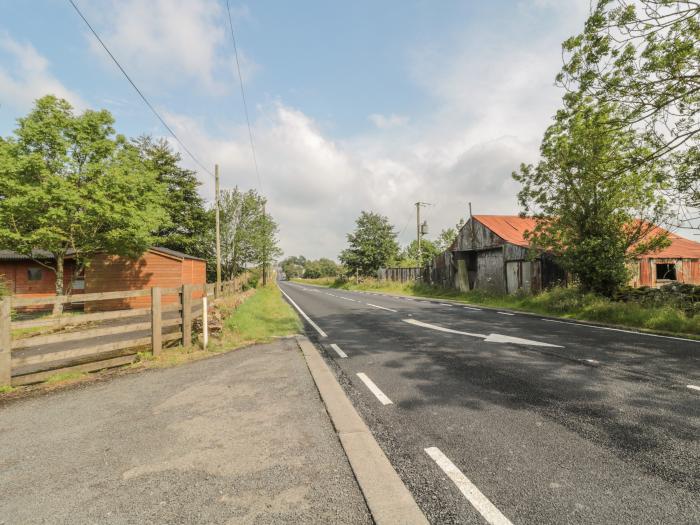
left=291, top=277, right=700, bottom=337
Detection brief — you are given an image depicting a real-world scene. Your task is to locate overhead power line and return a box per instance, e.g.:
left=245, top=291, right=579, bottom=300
left=225, top=0, right=262, bottom=191
left=66, top=0, right=215, bottom=179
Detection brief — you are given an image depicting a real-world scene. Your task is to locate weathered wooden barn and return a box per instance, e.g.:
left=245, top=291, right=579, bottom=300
left=0, top=247, right=206, bottom=310
left=427, top=215, right=700, bottom=293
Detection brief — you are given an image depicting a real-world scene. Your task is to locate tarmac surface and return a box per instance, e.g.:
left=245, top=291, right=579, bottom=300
left=279, top=281, right=700, bottom=525
left=0, top=338, right=372, bottom=525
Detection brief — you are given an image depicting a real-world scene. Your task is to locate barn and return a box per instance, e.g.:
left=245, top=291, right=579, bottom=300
left=0, top=247, right=206, bottom=310
left=428, top=215, right=700, bottom=294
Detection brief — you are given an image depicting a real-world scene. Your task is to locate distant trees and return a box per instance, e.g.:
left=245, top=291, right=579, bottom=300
left=398, top=239, right=440, bottom=267
left=281, top=256, right=341, bottom=279
left=0, top=96, right=167, bottom=312
left=340, top=211, right=400, bottom=276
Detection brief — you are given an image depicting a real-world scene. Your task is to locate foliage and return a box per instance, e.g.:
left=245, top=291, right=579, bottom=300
left=0, top=96, right=167, bottom=310
left=398, top=239, right=440, bottom=267
left=513, top=98, right=670, bottom=295
left=280, top=255, right=307, bottom=279
left=224, top=284, right=301, bottom=344
left=303, top=258, right=341, bottom=278
left=558, top=1, right=700, bottom=218
left=437, top=218, right=465, bottom=251
left=219, top=187, right=282, bottom=280
left=339, top=211, right=399, bottom=276
left=135, top=135, right=213, bottom=261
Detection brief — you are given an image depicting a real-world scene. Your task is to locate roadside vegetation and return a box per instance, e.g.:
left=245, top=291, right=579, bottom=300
left=293, top=277, right=700, bottom=337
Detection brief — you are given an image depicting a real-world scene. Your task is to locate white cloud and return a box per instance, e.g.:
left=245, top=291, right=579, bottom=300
left=368, top=113, right=410, bottom=129
left=84, top=0, right=258, bottom=94
left=0, top=33, right=85, bottom=112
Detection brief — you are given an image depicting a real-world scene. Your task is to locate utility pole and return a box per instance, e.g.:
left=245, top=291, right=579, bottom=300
left=262, top=201, right=267, bottom=286
left=415, top=202, right=431, bottom=266
left=215, top=164, right=221, bottom=298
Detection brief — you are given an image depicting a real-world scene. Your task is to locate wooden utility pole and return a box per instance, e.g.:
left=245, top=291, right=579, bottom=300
left=215, top=164, right=221, bottom=298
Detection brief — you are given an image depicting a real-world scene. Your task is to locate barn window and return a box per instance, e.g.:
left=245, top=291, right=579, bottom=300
left=656, top=263, right=677, bottom=281
left=27, top=268, right=43, bottom=281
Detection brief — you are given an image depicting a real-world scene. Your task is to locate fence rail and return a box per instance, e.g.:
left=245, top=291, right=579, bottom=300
left=0, top=279, right=243, bottom=387
left=377, top=267, right=425, bottom=283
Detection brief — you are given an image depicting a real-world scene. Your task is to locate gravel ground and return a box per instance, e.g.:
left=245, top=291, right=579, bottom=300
left=0, top=338, right=372, bottom=525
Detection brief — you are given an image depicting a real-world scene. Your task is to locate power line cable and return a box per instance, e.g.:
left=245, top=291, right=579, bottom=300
left=66, top=0, right=215, bottom=179
left=225, top=0, right=263, bottom=191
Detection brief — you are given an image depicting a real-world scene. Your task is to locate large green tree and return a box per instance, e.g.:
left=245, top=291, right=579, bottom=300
left=559, top=1, right=700, bottom=214
left=399, top=239, right=440, bottom=267
left=513, top=99, right=670, bottom=295
left=135, top=135, right=213, bottom=260
left=0, top=96, right=167, bottom=312
left=280, top=255, right=307, bottom=279
left=303, top=258, right=341, bottom=278
left=339, top=211, right=399, bottom=276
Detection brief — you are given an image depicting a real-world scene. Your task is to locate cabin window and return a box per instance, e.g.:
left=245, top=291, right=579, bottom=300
left=656, top=263, right=677, bottom=281
left=27, top=267, right=43, bottom=281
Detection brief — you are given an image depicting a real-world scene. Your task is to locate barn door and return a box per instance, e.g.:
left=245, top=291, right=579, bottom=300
left=506, top=261, right=520, bottom=294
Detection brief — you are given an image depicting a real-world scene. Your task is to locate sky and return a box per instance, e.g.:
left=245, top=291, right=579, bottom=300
left=0, top=0, right=596, bottom=259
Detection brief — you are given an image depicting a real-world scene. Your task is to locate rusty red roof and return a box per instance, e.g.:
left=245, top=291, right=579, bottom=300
left=472, top=215, right=700, bottom=259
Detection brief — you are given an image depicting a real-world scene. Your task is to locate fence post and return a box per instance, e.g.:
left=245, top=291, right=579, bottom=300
left=182, top=284, right=192, bottom=347
left=202, top=296, right=208, bottom=349
left=0, top=297, right=11, bottom=387
left=151, top=287, right=162, bottom=356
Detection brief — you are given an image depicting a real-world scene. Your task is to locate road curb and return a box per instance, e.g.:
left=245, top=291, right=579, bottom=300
left=296, top=335, right=429, bottom=525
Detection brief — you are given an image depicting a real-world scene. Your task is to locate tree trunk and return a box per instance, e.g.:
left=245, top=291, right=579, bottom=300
left=53, top=253, right=65, bottom=316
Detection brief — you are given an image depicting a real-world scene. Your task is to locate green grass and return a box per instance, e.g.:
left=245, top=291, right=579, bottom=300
left=0, top=385, right=14, bottom=394
left=224, top=284, right=301, bottom=345
left=44, top=371, right=88, bottom=384
left=292, top=277, right=700, bottom=337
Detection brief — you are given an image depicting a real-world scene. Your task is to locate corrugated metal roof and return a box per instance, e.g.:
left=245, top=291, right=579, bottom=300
left=150, top=246, right=207, bottom=262
left=0, top=249, right=55, bottom=261
left=472, top=215, right=700, bottom=259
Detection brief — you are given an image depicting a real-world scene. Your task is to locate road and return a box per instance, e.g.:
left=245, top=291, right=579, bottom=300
left=279, top=281, right=700, bottom=525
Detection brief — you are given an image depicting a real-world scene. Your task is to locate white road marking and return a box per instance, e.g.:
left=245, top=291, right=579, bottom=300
left=425, top=447, right=513, bottom=525
left=366, top=303, right=398, bottom=313
left=463, top=306, right=481, bottom=311
left=356, top=373, right=393, bottom=405
left=330, top=343, right=348, bottom=358
left=585, top=359, right=600, bottom=365
left=404, top=319, right=487, bottom=338
left=541, top=318, right=700, bottom=343
left=687, top=384, right=700, bottom=392
left=403, top=319, right=563, bottom=347
left=497, top=312, right=515, bottom=316
left=440, top=303, right=454, bottom=307
left=279, top=288, right=328, bottom=338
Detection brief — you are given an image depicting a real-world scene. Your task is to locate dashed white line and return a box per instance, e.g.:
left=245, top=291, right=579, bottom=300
left=330, top=343, right=348, bottom=358
left=585, top=359, right=600, bottom=365
left=425, top=447, right=513, bottom=525
left=440, top=303, right=453, bottom=307
left=279, top=288, right=328, bottom=338
left=366, top=303, right=398, bottom=313
left=687, top=384, right=700, bottom=392
left=463, top=306, right=481, bottom=311
left=497, top=312, right=515, bottom=316
left=356, top=373, right=393, bottom=405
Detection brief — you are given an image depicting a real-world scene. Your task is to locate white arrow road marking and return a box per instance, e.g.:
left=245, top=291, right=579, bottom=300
left=425, top=447, right=513, bottom=525
left=483, top=333, right=563, bottom=348
left=330, top=343, right=348, bottom=358
left=356, top=373, right=393, bottom=405
left=366, top=303, right=398, bottom=313
left=404, top=319, right=486, bottom=338
left=403, top=319, right=563, bottom=348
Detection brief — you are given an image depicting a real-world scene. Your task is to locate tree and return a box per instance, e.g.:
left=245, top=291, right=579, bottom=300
left=0, top=96, right=167, bottom=313
left=303, top=258, right=340, bottom=278
left=558, top=1, right=700, bottom=219
left=219, top=187, right=281, bottom=280
left=280, top=255, right=306, bottom=279
left=339, top=211, right=399, bottom=276
left=513, top=98, right=670, bottom=295
left=135, top=136, right=213, bottom=260
left=399, top=239, right=440, bottom=267
left=437, top=219, right=465, bottom=252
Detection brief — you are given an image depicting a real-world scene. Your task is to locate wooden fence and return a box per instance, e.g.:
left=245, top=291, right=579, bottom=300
left=0, top=281, right=238, bottom=388
left=377, top=267, right=425, bottom=283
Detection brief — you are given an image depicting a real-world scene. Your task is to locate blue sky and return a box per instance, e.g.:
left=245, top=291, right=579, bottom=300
left=0, top=0, right=593, bottom=258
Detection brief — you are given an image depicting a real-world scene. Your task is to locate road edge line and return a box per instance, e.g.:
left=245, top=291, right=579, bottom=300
left=279, top=287, right=328, bottom=338
left=296, top=335, right=429, bottom=525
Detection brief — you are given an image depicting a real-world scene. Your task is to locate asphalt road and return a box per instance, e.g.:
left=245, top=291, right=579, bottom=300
left=279, top=281, right=700, bottom=525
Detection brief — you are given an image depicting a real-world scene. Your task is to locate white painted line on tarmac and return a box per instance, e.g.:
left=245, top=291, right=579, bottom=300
left=440, top=303, right=454, bottom=307
left=425, top=447, right=513, bottom=525
left=497, top=312, right=515, bottom=316
left=585, top=359, right=600, bottom=365
left=541, top=318, right=700, bottom=343
left=366, top=303, right=398, bottom=313
left=687, top=384, right=700, bottom=392
left=330, top=343, right=348, bottom=358
left=463, top=306, right=481, bottom=311
left=279, top=288, right=328, bottom=338
left=356, top=373, right=393, bottom=405
left=404, top=319, right=486, bottom=338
